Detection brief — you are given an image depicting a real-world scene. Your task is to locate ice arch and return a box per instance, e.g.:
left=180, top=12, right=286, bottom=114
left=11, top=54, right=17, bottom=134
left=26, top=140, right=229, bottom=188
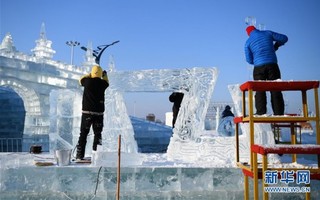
left=105, top=67, right=218, bottom=152
left=0, top=78, right=42, bottom=135
left=49, top=67, right=218, bottom=155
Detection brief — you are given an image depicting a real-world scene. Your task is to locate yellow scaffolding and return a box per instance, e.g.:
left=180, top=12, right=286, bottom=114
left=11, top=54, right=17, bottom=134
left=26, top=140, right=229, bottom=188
left=234, top=81, right=320, bottom=200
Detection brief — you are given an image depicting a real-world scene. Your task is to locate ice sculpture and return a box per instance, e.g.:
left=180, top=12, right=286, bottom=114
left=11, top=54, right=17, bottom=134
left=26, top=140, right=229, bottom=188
left=49, top=67, right=278, bottom=165
left=49, top=89, right=82, bottom=153
left=49, top=67, right=218, bottom=158
left=228, top=84, right=279, bottom=164
left=102, top=88, right=138, bottom=153
left=109, top=67, right=218, bottom=141
left=166, top=83, right=279, bottom=164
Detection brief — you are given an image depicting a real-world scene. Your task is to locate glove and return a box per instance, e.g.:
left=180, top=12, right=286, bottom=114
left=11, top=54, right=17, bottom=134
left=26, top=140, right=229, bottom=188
left=274, top=42, right=280, bottom=51
left=102, top=70, right=109, bottom=83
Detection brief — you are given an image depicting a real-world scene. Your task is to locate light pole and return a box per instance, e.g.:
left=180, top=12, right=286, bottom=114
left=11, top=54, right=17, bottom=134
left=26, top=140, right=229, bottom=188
left=66, top=41, right=80, bottom=65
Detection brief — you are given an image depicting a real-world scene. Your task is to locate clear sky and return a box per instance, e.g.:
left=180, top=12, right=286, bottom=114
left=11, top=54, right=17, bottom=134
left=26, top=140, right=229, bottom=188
left=1, top=0, right=320, bottom=121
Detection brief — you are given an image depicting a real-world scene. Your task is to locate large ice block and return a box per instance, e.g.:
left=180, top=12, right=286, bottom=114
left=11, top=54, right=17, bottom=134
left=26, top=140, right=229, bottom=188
left=1, top=153, right=319, bottom=199
left=49, top=89, right=82, bottom=153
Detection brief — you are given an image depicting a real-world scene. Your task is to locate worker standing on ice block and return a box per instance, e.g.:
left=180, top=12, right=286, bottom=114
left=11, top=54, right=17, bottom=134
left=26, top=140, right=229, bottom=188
left=76, top=65, right=109, bottom=160
left=244, top=25, right=288, bottom=115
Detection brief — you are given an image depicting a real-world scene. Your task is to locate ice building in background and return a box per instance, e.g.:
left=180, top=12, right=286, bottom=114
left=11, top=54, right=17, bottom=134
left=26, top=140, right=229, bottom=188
left=0, top=24, right=87, bottom=152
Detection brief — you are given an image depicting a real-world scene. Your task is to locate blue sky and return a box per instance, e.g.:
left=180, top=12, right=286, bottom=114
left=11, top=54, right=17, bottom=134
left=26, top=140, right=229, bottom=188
left=1, top=0, right=320, bottom=121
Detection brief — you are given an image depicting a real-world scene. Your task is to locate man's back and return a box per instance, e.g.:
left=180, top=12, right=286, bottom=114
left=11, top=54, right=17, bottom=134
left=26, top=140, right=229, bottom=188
left=81, top=77, right=109, bottom=113
left=245, top=29, right=288, bottom=66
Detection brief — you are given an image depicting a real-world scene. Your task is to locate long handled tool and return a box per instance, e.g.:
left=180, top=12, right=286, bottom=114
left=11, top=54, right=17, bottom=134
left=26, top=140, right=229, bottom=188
left=116, top=134, right=121, bottom=200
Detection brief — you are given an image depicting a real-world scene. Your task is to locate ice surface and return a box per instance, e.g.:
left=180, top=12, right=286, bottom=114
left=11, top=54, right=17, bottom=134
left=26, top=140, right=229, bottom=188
left=1, top=151, right=319, bottom=200
left=0, top=152, right=248, bottom=199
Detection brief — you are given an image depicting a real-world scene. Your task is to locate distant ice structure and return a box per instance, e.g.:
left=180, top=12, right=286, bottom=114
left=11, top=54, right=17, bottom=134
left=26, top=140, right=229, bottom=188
left=217, top=116, right=235, bottom=136
left=131, top=116, right=172, bottom=153
left=0, top=24, right=87, bottom=141
left=0, top=33, right=17, bottom=52
left=31, top=23, right=56, bottom=59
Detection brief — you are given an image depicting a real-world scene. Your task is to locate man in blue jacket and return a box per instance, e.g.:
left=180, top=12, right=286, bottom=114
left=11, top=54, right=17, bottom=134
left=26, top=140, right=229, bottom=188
left=245, top=25, right=288, bottom=115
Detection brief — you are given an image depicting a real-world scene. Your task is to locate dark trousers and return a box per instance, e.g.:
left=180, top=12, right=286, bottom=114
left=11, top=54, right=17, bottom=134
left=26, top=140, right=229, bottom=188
left=253, top=63, right=284, bottom=115
left=76, top=113, right=103, bottom=159
left=172, top=106, right=180, bottom=128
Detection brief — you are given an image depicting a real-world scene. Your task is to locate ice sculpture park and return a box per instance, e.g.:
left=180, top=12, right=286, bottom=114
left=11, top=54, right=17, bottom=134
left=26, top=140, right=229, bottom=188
left=1, top=25, right=319, bottom=199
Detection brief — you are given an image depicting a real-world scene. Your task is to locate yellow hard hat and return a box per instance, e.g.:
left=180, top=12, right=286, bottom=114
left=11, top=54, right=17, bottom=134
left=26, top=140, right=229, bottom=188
left=91, top=65, right=102, bottom=78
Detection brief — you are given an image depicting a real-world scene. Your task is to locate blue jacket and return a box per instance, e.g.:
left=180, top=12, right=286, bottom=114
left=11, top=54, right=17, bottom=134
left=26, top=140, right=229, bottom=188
left=245, top=29, right=288, bottom=66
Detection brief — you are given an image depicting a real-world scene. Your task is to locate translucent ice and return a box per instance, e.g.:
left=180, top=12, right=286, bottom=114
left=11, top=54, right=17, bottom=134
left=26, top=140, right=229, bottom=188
left=48, top=67, right=280, bottom=166
left=49, top=89, right=82, bottom=153
left=228, top=84, right=279, bottom=164
left=166, top=83, right=279, bottom=164
left=49, top=67, right=219, bottom=159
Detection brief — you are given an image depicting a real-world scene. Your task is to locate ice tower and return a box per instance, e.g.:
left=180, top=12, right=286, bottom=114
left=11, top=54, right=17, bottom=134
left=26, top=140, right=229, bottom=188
left=0, top=33, right=17, bottom=52
left=31, top=23, right=56, bottom=59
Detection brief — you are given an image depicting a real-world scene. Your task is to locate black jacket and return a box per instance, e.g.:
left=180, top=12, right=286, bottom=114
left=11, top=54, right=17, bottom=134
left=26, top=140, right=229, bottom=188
left=81, top=77, right=109, bottom=112
left=169, top=92, right=184, bottom=109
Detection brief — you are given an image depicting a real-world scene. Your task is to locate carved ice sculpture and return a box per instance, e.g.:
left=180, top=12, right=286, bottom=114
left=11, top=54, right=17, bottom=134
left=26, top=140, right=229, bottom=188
left=227, top=84, right=279, bottom=164
left=166, top=83, right=278, bottom=164
left=49, top=67, right=218, bottom=157
left=49, top=65, right=279, bottom=166
left=107, top=67, right=218, bottom=152
left=109, top=67, right=218, bottom=138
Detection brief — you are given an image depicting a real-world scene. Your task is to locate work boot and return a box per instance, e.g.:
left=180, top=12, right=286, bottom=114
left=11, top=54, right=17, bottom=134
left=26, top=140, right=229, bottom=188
left=93, top=134, right=102, bottom=151
left=76, top=144, right=85, bottom=160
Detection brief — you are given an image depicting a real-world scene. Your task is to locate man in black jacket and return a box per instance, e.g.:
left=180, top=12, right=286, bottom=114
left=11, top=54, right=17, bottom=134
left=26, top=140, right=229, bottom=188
left=76, top=65, right=109, bottom=160
left=169, top=92, right=184, bottom=128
